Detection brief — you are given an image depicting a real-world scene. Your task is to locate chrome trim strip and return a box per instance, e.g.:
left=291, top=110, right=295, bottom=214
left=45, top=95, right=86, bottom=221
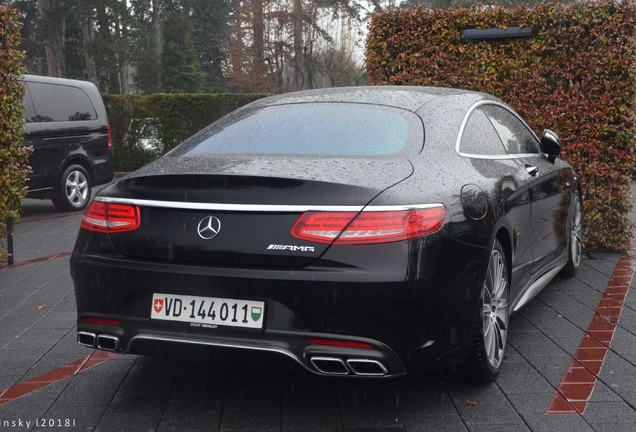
left=27, top=186, right=54, bottom=193
left=455, top=152, right=545, bottom=160
left=94, top=196, right=444, bottom=213
left=129, top=333, right=318, bottom=374
left=513, top=264, right=565, bottom=312
left=362, top=204, right=444, bottom=212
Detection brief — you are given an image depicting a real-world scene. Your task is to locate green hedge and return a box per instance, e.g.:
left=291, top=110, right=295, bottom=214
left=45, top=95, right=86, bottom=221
left=103, top=93, right=269, bottom=172
left=367, top=0, right=636, bottom=251
left=0, top=7, right=28, bottom=263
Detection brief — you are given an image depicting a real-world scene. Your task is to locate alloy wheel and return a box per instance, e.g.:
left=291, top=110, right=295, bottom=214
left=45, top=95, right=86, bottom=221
left=482, top=247, right=508, bottom=369
left=65, top=169, right=89, bottom=208
left=570, top=195, right=582, bottom=269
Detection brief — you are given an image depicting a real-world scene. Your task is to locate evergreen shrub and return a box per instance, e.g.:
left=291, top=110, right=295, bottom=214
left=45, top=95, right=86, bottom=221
left=103, top=93, right=268, bottom=171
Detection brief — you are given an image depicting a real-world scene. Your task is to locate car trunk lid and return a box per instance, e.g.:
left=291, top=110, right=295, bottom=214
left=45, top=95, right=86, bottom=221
left=102, top=156, right=413, bottom=268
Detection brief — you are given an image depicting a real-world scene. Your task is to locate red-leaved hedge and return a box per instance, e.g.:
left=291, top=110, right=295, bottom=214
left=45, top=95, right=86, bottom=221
left=367, top=0, right=636, bottom=251
left=0, top=6, right=28, bottom=263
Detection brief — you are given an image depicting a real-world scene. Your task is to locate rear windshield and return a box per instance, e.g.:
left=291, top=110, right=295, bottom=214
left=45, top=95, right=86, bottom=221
left=173, top=103, right=420, bottom=157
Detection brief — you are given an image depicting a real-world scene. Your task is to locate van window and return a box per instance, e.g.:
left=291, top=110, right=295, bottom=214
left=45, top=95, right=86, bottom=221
left=23, top=86, right=37, bottom=123
left=28, top=82, right=97, bottom=122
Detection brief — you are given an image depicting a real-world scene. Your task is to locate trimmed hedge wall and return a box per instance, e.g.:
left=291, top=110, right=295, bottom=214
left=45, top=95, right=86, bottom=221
left=0, top=7, right=28, bottom=262
left=367, top=0, right=636, bottom=251
left=103, top=93, right=268, bottom=172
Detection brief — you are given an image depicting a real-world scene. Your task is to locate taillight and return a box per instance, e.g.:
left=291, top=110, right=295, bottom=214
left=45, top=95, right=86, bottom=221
left=107, top=124, right=113, bottom=150
left=291, top=206, right=446, bottom=245
left=81, top=201, right=140, bottom=233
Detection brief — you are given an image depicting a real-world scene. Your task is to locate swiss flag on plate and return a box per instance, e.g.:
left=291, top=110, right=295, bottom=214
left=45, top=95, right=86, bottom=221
left=154, top=299, right=164, bottom=314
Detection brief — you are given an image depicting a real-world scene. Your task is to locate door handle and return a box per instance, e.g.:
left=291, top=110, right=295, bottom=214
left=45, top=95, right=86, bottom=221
left=525, top=164, right=539, bottom=176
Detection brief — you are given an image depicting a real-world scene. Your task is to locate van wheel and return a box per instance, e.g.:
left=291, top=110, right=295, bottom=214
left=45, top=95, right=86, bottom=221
left=463, top=239, right=509, bottom=383
left=52, top=164, right=92, bottom=212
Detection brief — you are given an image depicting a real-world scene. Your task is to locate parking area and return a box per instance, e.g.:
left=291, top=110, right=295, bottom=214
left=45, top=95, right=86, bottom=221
left=1, top=190, right=636, bottom=431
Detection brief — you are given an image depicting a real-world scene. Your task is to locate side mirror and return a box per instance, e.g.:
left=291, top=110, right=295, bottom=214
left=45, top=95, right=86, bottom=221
left=540, top=129, right=562, bottom=162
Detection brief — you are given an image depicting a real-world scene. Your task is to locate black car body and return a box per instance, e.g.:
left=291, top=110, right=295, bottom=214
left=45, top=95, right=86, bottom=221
left=23, top=74, right=113, bottom=211
left=71, top=87, right=582, bottom=382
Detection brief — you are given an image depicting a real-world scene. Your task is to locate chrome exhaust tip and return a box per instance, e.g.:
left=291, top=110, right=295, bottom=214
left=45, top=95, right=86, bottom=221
left=310, top=356, right=350, bottom=375
left=346, top=359, right=388, bottom=376
left=77, top=331, right=97, bottom=348
left=96, top=334, right=120, bottom=351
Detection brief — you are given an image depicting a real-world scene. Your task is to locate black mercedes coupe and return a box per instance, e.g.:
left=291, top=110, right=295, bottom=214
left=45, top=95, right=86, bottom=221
left=71, top=86, right=582, bottom=383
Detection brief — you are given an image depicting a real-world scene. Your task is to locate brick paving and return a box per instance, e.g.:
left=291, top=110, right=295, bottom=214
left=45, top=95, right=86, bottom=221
left=1, top=189, right=635, bottom=431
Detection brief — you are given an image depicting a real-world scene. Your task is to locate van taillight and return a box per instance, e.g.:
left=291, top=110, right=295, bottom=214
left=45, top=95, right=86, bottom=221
left=291, top=206, right=446, bottom=245
left=81, top=201, right=140, bottom=233
left=107, top=124, right=113, bottom=150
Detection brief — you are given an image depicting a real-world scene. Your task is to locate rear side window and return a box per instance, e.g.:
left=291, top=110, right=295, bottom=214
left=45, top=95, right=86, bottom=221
left=174, top=103, right=420, bottom=157
left=27, top=82, right=97, bottom=122
left=482, top=105, right=540, bottom=155
left=459, top=107, right=507, bottom=156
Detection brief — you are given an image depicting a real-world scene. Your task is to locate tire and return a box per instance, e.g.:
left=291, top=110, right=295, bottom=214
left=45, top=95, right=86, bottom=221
left=559, top=192, right=582, bottom=278
left=52, top=164, right=92, bottom=212
left=464, top=238, right=509, bottom=384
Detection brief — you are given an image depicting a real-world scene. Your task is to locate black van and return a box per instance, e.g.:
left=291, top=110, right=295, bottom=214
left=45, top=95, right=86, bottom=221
left=22, top=75, right=113, bottom=211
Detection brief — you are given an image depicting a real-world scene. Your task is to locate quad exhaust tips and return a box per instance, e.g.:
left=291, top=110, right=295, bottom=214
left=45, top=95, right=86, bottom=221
left=77, top=331, right=120, bottom=352
left=310, top=356, right=388, bottom=376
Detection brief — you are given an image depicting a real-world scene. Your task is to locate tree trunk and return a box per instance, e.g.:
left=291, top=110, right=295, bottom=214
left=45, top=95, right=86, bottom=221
left=252, top=0, right=266, bottom=79
left=81, top=12, right=97, bottom=84
left=152, top=0, right=162, bottom=91
left=38, top=0, right=65, bottom=77
left=118, top=2, right=130, bottom=94
left=292, top=0, right=304, bottom=91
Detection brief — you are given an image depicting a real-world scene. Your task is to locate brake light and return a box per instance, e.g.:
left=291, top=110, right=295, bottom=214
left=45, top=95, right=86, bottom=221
left=291, top=206, right=446, bottom=245
left=81, top=201, right=140, bottom=233
left=310, top=338, right=372, bottom=349
left=107, top=124, right=113, bottom=150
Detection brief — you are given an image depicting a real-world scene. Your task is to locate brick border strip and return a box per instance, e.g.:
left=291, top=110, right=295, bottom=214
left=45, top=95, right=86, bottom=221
left=0, top=252, right=72, bottom=272
left=0, top=351, right=118, bottom=406
left=546, top=254, right=636, bottom=414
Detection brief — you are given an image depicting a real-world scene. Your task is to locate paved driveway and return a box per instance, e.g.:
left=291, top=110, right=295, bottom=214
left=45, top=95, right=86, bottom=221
left=1, top=193, right=636, bottom=431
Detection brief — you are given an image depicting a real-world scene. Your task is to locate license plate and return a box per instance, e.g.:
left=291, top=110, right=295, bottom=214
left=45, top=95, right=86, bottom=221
left=151, top=293, right=265, bottom=329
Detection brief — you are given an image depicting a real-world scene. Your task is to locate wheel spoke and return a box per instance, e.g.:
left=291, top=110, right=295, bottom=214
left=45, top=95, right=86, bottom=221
left=493, top=321, right=503, bottom=362
left=485, top=267, right=494, bottom=298
left=482, top=302, right=491, bottom=316
left=484, top=320, right=495, bottom=357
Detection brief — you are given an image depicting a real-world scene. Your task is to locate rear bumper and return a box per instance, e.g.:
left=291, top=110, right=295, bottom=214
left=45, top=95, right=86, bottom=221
left=71, top=235, right=488, bottom=376
left=77, top=325, right=406, bottom=377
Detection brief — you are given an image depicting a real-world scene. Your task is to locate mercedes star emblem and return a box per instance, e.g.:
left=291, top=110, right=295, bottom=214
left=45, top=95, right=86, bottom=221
left=197, top=216, right=221, bottom=240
